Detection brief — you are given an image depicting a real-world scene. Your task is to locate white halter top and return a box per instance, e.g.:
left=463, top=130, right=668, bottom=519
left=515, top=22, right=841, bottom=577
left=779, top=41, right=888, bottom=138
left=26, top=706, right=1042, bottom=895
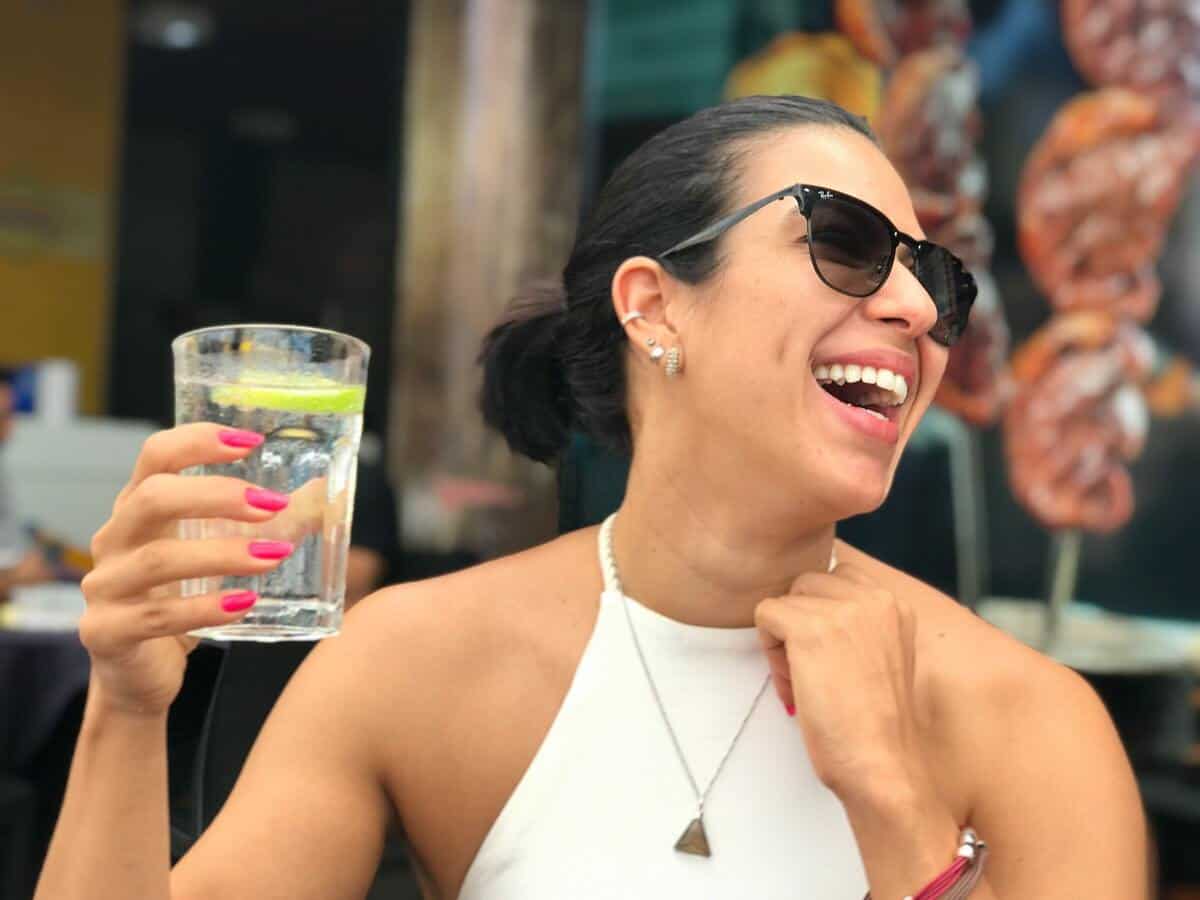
left=456, top=518, right=869, bottom=898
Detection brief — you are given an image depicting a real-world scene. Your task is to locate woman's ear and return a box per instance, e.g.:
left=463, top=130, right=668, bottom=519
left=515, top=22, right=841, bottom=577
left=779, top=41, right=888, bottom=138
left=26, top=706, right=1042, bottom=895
left=612, top=256, right=680, bottom=345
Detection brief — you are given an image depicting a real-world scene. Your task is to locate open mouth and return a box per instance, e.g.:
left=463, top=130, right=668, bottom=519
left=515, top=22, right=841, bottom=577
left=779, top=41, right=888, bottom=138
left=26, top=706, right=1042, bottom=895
left=812, top=363, right=909, bottom=424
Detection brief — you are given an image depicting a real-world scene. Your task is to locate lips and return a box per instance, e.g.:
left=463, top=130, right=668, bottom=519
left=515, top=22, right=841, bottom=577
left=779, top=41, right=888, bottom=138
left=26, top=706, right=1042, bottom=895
left=816, top=375, right=902, bottom=444
left=808, top=346, right=919, bottom=439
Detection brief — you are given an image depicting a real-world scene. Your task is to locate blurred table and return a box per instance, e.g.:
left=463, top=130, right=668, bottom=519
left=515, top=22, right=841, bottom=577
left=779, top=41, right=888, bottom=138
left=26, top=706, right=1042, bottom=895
left=0, top=585, right=89, bottom=770
left=6, top=416, right=157, bottom=551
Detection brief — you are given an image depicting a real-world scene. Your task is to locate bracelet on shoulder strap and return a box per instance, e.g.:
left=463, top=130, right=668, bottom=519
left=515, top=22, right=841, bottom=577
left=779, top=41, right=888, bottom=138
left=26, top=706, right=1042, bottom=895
left=863, top=826, right=989, bottom=900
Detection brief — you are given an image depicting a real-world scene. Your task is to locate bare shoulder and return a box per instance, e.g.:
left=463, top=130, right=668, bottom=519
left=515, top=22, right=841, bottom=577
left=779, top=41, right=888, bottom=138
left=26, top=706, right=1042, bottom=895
left=832, top=538, right=1055, bottom=683
left=344, top=525, right=601, bottom=703
left=839, top=541, right=1121, bottom=742
left=173, top=528, right=602, bottom=900
left=343, top=526, right=603, bottom=896
left=837, top=542, right=1148, bottom=896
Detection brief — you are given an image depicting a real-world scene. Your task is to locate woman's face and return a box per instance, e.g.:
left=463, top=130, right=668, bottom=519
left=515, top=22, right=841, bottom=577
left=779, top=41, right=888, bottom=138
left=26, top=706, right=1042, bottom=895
left=658, top=126, right=950, bottom=520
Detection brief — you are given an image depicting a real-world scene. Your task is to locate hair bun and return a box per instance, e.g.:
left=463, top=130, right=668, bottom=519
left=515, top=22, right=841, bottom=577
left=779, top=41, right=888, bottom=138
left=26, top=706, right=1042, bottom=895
left=478, top=279, right=574, bottom=463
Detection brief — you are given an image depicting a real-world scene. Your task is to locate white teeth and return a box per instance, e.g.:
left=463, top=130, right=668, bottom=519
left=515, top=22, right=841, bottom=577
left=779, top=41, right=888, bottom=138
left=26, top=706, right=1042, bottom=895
left=811, top=362, right=913, bottom=408
left=861, top=408, right=887, bottom=421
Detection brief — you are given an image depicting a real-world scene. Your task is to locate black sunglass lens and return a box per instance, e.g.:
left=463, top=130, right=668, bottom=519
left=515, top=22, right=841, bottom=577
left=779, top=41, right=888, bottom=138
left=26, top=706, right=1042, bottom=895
left=807, top=197, right=894, bottom=296
left=917, top=246, right=975, bottom=346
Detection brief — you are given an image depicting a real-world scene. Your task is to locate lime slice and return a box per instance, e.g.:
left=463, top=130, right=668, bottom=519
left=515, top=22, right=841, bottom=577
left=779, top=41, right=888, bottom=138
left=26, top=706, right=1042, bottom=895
left=211, top=375, right=365, bottom=414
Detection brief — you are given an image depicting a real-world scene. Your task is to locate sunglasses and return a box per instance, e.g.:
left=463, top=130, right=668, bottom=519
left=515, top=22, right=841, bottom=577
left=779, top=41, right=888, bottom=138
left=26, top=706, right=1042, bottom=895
left=658, top=183, right=977, bottom=347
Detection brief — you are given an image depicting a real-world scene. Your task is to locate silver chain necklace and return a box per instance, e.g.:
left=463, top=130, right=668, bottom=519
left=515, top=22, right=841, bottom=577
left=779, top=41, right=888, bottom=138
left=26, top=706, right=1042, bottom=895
left=599, top=514, right=836, bottom=858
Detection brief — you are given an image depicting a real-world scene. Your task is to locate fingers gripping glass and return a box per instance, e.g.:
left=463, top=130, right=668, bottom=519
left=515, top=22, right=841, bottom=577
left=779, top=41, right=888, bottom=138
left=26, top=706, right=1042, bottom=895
left=658, top=183, right=977, bottom=347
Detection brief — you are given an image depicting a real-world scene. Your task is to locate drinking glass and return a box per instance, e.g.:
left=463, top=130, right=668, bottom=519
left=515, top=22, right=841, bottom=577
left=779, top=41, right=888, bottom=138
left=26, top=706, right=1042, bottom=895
left=172, top=324, right=369, bottom=641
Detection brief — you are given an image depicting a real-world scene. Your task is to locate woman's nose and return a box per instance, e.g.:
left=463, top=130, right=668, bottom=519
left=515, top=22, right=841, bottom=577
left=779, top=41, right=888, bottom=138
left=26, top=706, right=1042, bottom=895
left=858, top=264, right=939, bottom=340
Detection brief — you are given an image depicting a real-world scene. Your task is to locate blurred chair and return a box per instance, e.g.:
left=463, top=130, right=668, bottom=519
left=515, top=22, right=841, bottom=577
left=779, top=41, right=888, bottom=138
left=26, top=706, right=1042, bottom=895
left=348, top=456, right=401, bottom=604
left=0, top=774, right=35, bottom=900
left=168, top=641, right=316, bottom=853
left=166, top=642, right=420, bottom=897
left=166, top=642, right=227, bottom=857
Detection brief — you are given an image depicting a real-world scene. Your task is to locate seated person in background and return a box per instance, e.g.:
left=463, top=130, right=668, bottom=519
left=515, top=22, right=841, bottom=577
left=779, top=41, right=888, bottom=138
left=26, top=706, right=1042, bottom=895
left=0, top=371, right=55, bottom=601
left=345, top=457, right=398, bottom=610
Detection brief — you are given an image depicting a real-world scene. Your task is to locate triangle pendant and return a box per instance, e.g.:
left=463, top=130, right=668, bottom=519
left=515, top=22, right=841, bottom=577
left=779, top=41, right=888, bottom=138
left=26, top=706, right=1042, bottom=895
left=674, top=817, right=712, bottom=857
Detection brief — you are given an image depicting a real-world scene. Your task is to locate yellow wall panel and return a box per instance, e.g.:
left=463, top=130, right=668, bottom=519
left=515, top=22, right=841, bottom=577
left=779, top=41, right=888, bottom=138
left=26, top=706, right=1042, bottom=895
left=0, top=0, right=126, bottom=414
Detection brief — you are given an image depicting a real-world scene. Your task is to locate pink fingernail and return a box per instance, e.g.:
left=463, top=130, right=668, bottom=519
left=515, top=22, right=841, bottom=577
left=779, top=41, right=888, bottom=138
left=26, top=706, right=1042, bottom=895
left=248, top=540, right=294, bottom=559
left=785, top=703, right=796, bottom=717
left=245, top=488, right=289, bottom=511
left=219, top=429, right=264, bottom=449
left=221, top=590, right=258, bottom=613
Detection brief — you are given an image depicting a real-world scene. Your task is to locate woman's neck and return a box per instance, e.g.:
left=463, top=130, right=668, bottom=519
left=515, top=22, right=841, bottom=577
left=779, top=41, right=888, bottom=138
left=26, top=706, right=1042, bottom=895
left=609, top=460, right=837, bottom=629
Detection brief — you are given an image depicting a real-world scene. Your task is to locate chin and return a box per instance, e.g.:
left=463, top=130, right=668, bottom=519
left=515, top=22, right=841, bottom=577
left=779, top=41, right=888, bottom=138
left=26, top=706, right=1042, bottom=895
left=837, top=473, right=892, bottom=519
left=802, top=454, right=894, bottom=522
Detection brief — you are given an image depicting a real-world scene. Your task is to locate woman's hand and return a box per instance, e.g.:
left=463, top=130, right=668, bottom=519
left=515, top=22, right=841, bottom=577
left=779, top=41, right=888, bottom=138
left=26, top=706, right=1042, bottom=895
left=754, top=562, right=931, bottom=804
left=79, top=423, right=295, bottom=718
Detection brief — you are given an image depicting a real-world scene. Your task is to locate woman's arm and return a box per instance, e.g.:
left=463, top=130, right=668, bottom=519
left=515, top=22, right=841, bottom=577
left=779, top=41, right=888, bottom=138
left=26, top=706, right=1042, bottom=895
left=969, top=659, right=1148, bottom=897
left=839, top=778, right=996, bottom=899
left=34, top=687, right=174, bottom=900
left=33, top=423, right=418, bottom=900
left=839, top=653, right=1147, bottom=899
left=35, top=592, right=399, bottom=900
left=169, top=594, right=399, bottom=900
left=755, top=553, right=1147, bottom=898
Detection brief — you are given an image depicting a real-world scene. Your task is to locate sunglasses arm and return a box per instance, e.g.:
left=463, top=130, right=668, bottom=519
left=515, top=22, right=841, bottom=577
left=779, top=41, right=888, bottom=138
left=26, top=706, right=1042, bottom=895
left=658, top=184, right=803, bottom=259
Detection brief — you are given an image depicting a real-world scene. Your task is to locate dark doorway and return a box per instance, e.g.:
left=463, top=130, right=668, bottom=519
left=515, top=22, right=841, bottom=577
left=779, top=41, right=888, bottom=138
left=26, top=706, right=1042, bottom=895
left=109, top=0, right=405, bottom=443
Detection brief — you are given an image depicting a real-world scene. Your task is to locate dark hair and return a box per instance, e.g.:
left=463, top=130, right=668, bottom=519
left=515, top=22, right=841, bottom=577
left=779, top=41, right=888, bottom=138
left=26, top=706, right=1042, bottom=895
left=479, top=95, right=876, bottom=463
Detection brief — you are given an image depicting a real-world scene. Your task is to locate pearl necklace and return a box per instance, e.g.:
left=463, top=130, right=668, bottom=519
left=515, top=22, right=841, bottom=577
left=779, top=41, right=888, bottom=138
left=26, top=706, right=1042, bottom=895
left=599, top=514, right=836, bottom=857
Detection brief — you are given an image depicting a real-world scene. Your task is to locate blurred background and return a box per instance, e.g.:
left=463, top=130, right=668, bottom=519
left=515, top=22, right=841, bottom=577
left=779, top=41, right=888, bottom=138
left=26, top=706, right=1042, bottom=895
left=0, top=0, right=1197, bottom=897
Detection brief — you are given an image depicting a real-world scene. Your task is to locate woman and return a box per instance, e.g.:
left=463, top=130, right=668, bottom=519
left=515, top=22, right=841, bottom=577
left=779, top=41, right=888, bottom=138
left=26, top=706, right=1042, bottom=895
left=37, top=96, right=1146, bottom=899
